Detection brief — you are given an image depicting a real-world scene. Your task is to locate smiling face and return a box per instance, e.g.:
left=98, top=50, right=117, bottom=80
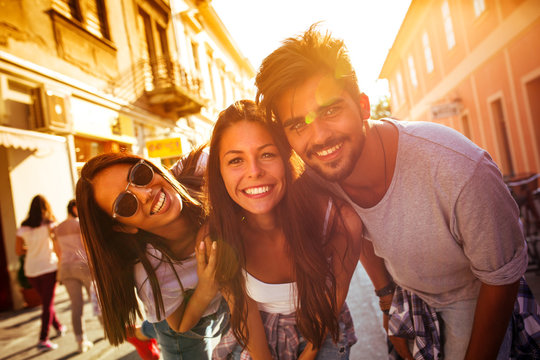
left=219, top=120, right=286, bottom=217
left=92, top=163, right=183, bottom=236
left=275, top=73, right=367, bottom=182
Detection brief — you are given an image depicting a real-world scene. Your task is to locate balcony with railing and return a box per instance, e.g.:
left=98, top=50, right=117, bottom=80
left=111, top=56, right=206, bottom=119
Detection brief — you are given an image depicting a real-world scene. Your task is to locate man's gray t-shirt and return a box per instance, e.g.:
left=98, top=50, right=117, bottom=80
left=320, top=119, right=527, bottom=307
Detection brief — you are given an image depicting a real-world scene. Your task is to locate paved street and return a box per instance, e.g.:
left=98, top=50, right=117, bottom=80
left=1, top=264, right=539, bottom=360
left=0, top=286, right=138, bottom=360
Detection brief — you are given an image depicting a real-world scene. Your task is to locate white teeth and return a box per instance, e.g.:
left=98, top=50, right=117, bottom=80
left=151, top=191, right=166, bottom=214
left=317, top=143, right=342, bottom=157
left=244, top=186, right=270, bottom=195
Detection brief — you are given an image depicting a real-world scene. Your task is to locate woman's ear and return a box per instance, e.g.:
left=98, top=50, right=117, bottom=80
left=112, top=223, right=139, bottom=234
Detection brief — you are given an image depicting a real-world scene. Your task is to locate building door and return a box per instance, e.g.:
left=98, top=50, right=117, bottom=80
left=0, top=204, right=13, bottom=311
left=526, top=76, right=540, bottom=168
left=491, top=98, right=515, bottom=176
left=138, top=7, right=171, bottom=90
left=461, top=114, right=472, bottom=140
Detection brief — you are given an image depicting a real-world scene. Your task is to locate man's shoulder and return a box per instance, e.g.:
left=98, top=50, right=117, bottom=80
left=387, top=118, right=485, bottom=163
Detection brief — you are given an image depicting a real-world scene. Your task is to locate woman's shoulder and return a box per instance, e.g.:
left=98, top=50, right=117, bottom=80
left=16, top=226, right=31, bottom=237
left=17, top=223, right=51, bottom=236
left=326, top=197, right=363, bottom=252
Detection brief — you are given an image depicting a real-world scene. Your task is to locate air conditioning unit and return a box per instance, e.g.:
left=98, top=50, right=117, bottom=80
left=34, top=89, right=73, bottom=133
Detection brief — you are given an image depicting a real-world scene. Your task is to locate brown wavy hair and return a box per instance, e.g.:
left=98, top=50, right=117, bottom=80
left=76, top=151, right=205, bottom=345
left=255, top=23, right=361, bottom=123
left=21, top=195, right=56, bottom=228
left=207, top=100, right=341, bottom=349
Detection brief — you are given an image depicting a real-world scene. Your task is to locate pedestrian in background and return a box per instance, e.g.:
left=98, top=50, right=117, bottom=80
left=15, top=195, right=66, bottom=352
left=54, top=199, right=94, bottom=353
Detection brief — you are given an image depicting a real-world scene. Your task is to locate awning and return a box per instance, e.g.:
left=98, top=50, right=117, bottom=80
left=0, top=126, right=65, bottom=151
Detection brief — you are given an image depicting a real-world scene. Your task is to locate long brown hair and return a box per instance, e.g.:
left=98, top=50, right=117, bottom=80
left=21, top=195, right=56, bottom=227
left=207, top=100, right=340, bottom=348
left=76, top=151, right=205, bottom=345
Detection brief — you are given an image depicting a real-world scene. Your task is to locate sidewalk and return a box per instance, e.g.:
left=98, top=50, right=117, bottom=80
left=0, top=284, right=139, bottom=360
left=1, top=265, right=540, bottom=360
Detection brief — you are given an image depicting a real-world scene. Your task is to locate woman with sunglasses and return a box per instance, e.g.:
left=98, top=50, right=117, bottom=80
left=207, top=100, right=387, bottom=359
left=76, top=150, right=228, bottom=360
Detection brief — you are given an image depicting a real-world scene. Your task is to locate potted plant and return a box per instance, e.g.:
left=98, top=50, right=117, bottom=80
left=17, top=255, right=41, bottom=308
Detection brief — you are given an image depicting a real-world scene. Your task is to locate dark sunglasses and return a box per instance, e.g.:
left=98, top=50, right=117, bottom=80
left=112, top=160, right=154, bottom=218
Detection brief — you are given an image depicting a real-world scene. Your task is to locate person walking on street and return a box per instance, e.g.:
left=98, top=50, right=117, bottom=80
left=15, top=195, right=66, bottom=352
left=54, top=199, right=94, bottom=353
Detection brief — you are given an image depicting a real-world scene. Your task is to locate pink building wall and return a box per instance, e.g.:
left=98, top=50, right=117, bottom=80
left=380, top=0, right=540, bottom=176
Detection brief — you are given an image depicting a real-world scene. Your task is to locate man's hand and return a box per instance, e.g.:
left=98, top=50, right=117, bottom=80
left=383, top=313, right=414, bottom=360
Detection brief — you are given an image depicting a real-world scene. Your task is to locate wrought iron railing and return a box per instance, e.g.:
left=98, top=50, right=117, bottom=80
left=110, top=56, right=203, bottom=108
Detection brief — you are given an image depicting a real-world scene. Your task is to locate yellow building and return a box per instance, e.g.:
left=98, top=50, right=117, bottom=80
left=0, top=0, right=253, bottom=310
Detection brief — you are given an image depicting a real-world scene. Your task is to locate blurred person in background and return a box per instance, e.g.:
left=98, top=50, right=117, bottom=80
left=55, top=199, right=94, bottom=353
left=15, top=195, right=66, bottom=352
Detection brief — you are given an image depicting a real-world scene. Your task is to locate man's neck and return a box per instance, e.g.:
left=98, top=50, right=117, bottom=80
left=340, top=120, right=398, bottom=208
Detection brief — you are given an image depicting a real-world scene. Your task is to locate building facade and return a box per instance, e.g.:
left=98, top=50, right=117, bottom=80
left=0, top=0, right=253, bottom=310
left=379, top=0, right=540, bottom=177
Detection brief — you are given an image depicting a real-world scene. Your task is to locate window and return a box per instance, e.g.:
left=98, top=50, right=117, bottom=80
left=219, top=67, right=228, bottom=108
left=473, top=0, right=486, bottom=17
left=422, top=32, right=434, bottom=73
left=490, top=98, right=514, bottom=176
left=137, top=5, right=172, bottom=89
left=396, top=71, right=405, bottom=103
left=441, top=1, right=455, bottom=49
left=191, top=41, right=200, bottom=72
left=52, top=0, right=110, bottom=40
left=74, top=136, right=129, bottom=163
left=206, top=51, right=217, bottom=100
left=408, top=55, right=418, bottom=88
left=390, top=83, right=399, bottom=109
left=0, top=78, right=43, bottom=130
left=525, top=76, right=540, bottom=160
left=461, top=114, right=472, bottom=139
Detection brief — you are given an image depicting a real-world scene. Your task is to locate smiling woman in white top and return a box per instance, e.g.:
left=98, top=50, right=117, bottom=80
left=206, top=100, right=388, bottom=360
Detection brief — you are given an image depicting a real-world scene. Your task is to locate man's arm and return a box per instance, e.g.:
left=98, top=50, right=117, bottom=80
left=464, top=281, right=519, bottom=360
left=454, top=154, right=526, bottom=358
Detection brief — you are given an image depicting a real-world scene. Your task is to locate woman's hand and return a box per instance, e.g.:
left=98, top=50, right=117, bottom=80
left=167, top=237, right=219, bottom=333
left=298, top=342, right=318, bottom=360
left=15, top=236, right=27, bottom=256
left=383, top=313, right=414, bottom=360
left=195, top=238, right=219, bottom=301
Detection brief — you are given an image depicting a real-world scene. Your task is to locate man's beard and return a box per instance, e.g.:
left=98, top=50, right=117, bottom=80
left=309, top=153, right=357, bottom=182
left=306, top=135, right=364, bottom=182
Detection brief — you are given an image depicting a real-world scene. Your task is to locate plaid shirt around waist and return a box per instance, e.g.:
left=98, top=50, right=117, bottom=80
left=213, top=302, right=357, bottom=360
left=387, top=277, right=540, bottom=360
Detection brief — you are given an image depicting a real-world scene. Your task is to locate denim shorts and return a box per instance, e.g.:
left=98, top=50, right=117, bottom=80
left=141, top=299, right=230, bottom=360
left=435, top=298, right=512, bottom=359
left=298, top=319, right=352, bottom=359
